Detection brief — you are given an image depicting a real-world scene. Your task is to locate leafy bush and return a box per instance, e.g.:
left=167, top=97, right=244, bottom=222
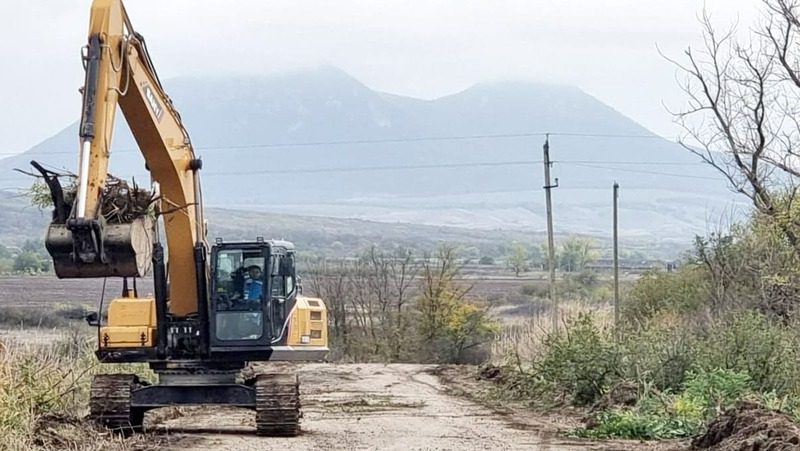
left=556, top=271, right=609, bottom=303
left=694, top=311, right=800, bottom=396
left=575, top=368, right=751, bottom=440
left=536, top=314, right=618, bottom=405
left=617, top=321, right=697, bottom=391
left=574, top=408, right=702, bottom=440
left=622, top=266, right=708, bottom=321
left=679, top=367, right=751, bottom=414
left=12, top=251, right=48, bottom=273
left=520, top=283, right=549, bottom=298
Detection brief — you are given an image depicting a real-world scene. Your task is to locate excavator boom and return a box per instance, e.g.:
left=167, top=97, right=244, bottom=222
left=46, top=0, right=204, bottom=316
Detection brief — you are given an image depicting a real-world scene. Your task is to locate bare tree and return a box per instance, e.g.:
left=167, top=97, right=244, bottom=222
left=306, top=258, right=352, bottom=355
left=305, top=247, right=420, bottom=362
left=671, top=1, right=800, bottom=253
left=387, top=248, right=418, bottom=360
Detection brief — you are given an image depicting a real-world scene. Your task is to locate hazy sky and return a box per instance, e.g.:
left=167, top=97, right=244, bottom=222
left=0, top=0, right=758, bottom=157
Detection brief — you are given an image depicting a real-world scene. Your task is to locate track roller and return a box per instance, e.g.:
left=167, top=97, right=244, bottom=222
left=254, top=373, right=301, bottom=437
left=89, top=374, right=144, bottom=434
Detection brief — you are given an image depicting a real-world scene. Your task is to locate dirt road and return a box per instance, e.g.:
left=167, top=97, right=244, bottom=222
left=152, top=363, right=665, bottom=451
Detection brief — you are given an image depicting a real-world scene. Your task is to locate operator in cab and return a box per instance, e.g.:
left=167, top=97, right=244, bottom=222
left=243, top=265, right=264, bottom=301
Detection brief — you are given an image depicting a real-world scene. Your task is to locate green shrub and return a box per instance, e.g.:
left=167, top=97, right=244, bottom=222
left=617, top=321, right=697, bottom=391
left=520, top=283, right=547, bottom=298
left=556, top=272, right=606, bottom=302
left=694, top=311, right=800, bottom=396
left=574, top=408, right=703, bottom=440
left=679, top=367, right=751, bottom=414
left=575, top=368, right=751, bottom=440
left=623, top=267, right=708, bottom=321
left=536, top=313, right=618, bottom=405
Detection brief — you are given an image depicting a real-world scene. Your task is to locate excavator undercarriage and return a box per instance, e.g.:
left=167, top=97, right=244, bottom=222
left=90, top=369, right=302, bottom=436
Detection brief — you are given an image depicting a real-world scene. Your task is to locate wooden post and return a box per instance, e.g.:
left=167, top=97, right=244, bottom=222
left=543, top=136, right=559, bottom=333
left=613, top=181, right=620, bottom=330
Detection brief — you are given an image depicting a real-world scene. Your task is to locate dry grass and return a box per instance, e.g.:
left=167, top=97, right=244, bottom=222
left=0, top=305, right=90, bottom=329
left=0, top=330, right=156, bottom=450
left=490, top=299, right=614, bottom=365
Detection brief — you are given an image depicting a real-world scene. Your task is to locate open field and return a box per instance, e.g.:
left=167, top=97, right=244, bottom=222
left=0, top=272, right=542, bottom=313
left=0, top=276, right=131, bottom=308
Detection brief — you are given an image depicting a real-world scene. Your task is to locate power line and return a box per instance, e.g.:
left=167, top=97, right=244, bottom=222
left=560, top=160, right=702, bottom=167
left=567, top=162, right=722, bottom=181
left=0, top=160, right=544, bottom=183
left=203, top=160, right=545, bottom=176
left=0, top=131, right=669, bottom=156
left=0, top=158, right=721, bottom=185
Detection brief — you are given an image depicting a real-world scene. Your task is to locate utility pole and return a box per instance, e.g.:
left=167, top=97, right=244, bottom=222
left=543, top=136, right=559, bottom=333
left=613, top=182, right=620, bottom=330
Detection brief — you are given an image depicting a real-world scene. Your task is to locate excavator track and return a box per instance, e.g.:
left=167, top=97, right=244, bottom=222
left=89, top=374, right=143, bottom=434
left=254, top=373, right=301, bottom=437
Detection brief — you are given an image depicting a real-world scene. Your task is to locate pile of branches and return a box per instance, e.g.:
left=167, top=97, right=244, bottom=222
left=23, top=163, right=155, bottom=224
left=55, top=176, right=154, bottom=224
left=97, top=176, right=155, bottom=224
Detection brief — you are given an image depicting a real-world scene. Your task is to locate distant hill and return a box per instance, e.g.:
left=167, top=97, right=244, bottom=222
left=0, top=191, right=686, bottom=260
left=0, top=66, right=741, bottom=240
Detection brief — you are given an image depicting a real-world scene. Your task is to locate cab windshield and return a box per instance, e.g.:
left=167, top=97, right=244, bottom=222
left=213, top=249, right=266, bottom=341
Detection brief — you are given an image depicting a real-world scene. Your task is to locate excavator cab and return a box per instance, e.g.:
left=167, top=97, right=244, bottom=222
left=209, top=239, right=299, bottom=347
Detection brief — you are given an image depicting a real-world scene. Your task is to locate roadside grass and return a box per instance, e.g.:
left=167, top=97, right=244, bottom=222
left=0, top=330, right=156, bottom=450
left=490, top=298, right=614, bottom=368
left=488, top=308, right=800, bottom=441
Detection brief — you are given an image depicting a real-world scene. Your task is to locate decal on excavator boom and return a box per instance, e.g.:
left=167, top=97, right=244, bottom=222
left=143, top=83, right=164, bottom=122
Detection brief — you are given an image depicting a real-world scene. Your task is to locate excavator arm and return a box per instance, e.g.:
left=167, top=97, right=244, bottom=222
left=46, top=0, right=205, bottom=317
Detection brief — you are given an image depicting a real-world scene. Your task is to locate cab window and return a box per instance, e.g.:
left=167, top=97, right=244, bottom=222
left=213, top=249, right=266, bottom=341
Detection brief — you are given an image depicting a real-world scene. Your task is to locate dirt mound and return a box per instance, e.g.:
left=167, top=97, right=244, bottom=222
left=692, top=402, right=800, bottom=451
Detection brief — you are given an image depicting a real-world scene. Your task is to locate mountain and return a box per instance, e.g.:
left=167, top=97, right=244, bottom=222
left=0, top=66, right=741, bottom=241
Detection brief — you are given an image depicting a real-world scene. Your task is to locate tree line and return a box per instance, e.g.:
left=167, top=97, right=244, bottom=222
left=304, top=245, right=498, bottom=364
left=0, top=240, right=51, bottom=274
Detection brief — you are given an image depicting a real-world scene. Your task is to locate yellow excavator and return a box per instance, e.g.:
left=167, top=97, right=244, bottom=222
left=33, top=0, right=328, bottom=436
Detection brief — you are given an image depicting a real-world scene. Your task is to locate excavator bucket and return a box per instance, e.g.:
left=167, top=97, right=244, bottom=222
left=30, top=162, right=156, bottom=279
left=46, top=216, right=154, bottom=278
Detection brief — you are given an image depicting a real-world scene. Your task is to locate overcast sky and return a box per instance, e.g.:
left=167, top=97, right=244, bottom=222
left=0, top=0, right=758, bottom=157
